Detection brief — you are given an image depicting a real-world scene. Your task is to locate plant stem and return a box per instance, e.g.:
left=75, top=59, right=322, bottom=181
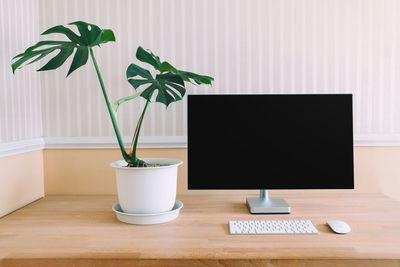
left=89, top=47, right=130, bottom=163
left=129, top=99, right=151, bottom=165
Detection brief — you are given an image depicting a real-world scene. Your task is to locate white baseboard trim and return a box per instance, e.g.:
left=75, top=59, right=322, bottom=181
left=44, top=135, right=400, bottom=148
left=355, top=134, right=400, bottom=146
left=43, top=136, right=188, bottom=149
left=0, top=138, right=45, bottom=158
left=1, top=134, right=400, bottom=157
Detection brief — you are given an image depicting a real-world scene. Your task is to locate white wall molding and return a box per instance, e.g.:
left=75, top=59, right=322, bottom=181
left=355, top=134, right=400, bottom=147
left=1, top=134, right=400, bottom=158
left=43, top=136, right=188, bottom=149
left=43, top=135, right=400, bottom=149
left=0, top=138, right=45, bottom=158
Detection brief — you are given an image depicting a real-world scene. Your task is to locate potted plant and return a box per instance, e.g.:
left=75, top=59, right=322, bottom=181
left=12, top=21, right=213, bottom=217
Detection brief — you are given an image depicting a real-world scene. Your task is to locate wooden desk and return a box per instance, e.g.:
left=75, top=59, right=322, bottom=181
left=0, top=193, right=399, bottom=266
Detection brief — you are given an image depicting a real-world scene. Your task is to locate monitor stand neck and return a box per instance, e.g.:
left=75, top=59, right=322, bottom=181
left=246, top=190, right=291, bottom=214
left=260, top=189, right=268, bottom=199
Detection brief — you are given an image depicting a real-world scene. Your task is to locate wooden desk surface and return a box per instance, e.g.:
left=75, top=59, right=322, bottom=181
left=0, top=193, right=399, bottom=267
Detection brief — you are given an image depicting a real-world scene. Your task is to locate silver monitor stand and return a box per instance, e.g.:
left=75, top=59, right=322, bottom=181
left=246, top=190, right=291, bottom=214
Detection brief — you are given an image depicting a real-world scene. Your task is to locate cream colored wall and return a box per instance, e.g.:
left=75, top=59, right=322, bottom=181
left=43, top=148, right=186, bottom=195
left=0, top=150, right=44, bottom=217
left=354, top=147, right=400, bottom=200
left=43, top=147, right=400, bottom=201
left=0, top=146, right=397, bottom=218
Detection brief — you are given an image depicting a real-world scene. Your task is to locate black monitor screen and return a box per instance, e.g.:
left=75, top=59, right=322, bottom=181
left=188, top=94, right=354, bottom=190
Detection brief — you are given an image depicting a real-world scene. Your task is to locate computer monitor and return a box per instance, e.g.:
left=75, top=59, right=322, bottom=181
left=188, top=94, right=354, bottom=214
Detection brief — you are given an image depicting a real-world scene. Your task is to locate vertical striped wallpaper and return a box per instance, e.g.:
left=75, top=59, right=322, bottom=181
left=2, top=0, right=400, bottom=144
left=0, top=0, right=42, bottom=143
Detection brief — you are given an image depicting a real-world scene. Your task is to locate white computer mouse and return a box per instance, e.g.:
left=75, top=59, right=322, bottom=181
left=327, top=220, right=351, bottom=234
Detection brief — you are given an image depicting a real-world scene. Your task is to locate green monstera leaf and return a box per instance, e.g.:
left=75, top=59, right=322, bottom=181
left=126, top=63, right=186, bottom=107
left=124, top=46, right=214, bottom=107
left=11, top=21, right=115, bottom=76
left=136, top=46, right=214, bottom=86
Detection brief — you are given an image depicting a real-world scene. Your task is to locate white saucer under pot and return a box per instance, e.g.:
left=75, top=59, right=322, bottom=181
left=112, top=200, right=183, bottom=225
left=110, top=158, right=182, bottom=214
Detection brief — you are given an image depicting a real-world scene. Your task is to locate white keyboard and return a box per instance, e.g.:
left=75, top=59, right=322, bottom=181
left=229, top=220, right=319, bottom=235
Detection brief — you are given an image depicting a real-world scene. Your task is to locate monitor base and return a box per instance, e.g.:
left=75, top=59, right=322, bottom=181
left=246, top=190, right=291, bottom=214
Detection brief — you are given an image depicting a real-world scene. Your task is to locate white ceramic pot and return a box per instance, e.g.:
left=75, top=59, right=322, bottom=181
left=110, top=158, right=182, bottom=214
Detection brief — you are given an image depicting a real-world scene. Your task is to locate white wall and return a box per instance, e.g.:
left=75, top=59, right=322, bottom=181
left=0, top=0, right=42, bottom=144
left=36, top=0, right=400, bottom=144
left=2, top=0, right=400, bottom=146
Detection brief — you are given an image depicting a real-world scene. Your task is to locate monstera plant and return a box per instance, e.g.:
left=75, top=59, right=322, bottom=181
left=12, top=21, right=213, bottom=167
